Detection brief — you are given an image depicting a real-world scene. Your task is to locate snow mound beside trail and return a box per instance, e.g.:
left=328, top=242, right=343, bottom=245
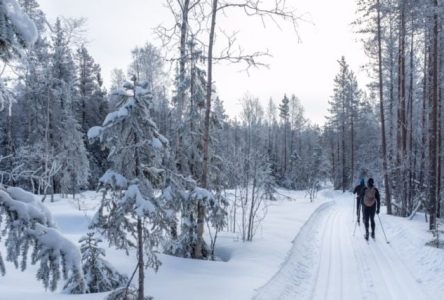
left=253, top=201, right=334, bottom=300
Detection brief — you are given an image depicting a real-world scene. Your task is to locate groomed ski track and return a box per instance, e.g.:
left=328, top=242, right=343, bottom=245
left=254, top=196, right=431, bottom=300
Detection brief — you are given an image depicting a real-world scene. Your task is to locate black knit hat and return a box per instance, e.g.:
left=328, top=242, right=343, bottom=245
left=368, top=178, right=374, bottom=186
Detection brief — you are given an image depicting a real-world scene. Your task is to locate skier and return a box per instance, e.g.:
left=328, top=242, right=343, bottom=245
left=352, top=178, right=365, bottom=225
left=361, top=178, right=381, bottom=240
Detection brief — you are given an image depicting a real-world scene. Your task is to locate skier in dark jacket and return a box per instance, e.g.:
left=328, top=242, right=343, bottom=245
left=361, top=178, right=381, bottom=240
left=353, top=178, right=365, bottom=224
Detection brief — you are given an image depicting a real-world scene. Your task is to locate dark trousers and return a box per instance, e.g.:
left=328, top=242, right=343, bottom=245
left=356, top=197, right=362, bottom=220
left=363, top=204, right=376, bottom=234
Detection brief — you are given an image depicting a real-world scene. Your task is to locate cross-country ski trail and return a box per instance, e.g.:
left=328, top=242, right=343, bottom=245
left=254, top=196, right=431, bottom=300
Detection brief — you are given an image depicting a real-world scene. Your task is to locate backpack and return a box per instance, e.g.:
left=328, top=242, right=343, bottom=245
left=364, top=187, right=376, bottom=207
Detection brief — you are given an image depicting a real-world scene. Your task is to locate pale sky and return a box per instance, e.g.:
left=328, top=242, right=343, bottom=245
left=38, top=0, right=370, bottom=125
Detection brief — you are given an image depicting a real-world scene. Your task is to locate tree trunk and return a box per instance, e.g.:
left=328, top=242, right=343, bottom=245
left=398, top=0, right=407, bottom=216
left=283, top=122, right=287, bottom=174
left=420, top=25, right=428, bottom=191
left=377, top=0, right=392, bottom=215
left=407, top=16, right=414, bottom=214
left=197, top=0, right=218, bottom=259
left=428, top=0, right=439, bottom=231
left=175, top=0, right=191, bottom=175
left=137, top=218, right=144, bottom=300
left=178, top=0, right=190, bottom=119
left=342, top=100, right=346, bottom=192
left=247, top=176, right=256, bottom=241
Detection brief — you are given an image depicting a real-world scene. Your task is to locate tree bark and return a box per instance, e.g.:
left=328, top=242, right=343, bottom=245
left=376, top=0, right=392, bottom=214
left=428, top=0, right=439, bottom=231
left=178, top=0, right=190, bottom=119
left=196, top=0, right=218, bottom=259
left=137, top=218, right=144, bottom=300
left=397, top=0, right=407, bottom=216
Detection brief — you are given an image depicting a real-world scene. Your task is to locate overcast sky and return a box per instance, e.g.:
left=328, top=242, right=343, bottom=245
left=38, top=0, right=369, bottom=125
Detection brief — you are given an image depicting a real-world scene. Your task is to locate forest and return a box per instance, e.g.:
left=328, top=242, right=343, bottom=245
left=0, top=0, right=443, bottom=299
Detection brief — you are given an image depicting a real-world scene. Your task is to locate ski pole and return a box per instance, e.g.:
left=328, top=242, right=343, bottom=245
left=377, top=214, right=390, bottom=244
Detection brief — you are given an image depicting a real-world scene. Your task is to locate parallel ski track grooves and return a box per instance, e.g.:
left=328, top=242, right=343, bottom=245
left=351, top=220, right=378, bottom=300
left=253, top=196, right=431, bottom=300
left=369, top=236, right=428, bottom=300
left=314, top=207, right=337, bottom=300
left=309, top=204, right=334, bottom=300
left=336, top=210, right=344, bottom=300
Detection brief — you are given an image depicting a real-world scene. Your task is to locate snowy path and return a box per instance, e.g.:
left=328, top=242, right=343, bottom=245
left=254, top=196, right=431, bottom=300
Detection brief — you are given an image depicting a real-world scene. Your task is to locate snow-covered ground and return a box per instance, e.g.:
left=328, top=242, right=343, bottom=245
left=255, top=194, right=444, bottom=300
left=1, top=189, right=443, bottom=300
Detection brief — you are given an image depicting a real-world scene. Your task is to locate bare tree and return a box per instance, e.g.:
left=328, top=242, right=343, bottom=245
left=198, top=0, right=302, bottom=258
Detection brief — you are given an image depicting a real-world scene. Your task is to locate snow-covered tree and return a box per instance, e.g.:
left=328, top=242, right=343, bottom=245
left=48, top=19, right=89, bottom=197
left=0, top=186, right=85, bottom=292
left=64, top=232, right=127, bottom=294
left=279, top=94, right=290, bottom=181
left=0, top=0, right=37, bottom=63
left=0, top=0, right=37, bottom=164
left=127, top=42, right=169, bottom=145
left=88, top=76, right=169, bottom=300
left=325, top=56, right=378, bottom=192
left=75, top=44, right=108, bottom=188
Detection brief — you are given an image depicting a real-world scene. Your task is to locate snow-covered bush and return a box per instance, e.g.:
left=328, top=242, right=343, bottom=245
left=0, top=186, right=85, bottom=292
left=64, top=232, right=127, bottom=294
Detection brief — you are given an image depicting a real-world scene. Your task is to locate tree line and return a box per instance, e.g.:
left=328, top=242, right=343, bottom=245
left=354, top=0, right=443, bottom=233
left=0, top=0, right=443, bottom=298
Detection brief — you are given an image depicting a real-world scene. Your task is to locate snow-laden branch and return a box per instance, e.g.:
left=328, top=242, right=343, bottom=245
left=1, top=0, right=38, bottom=48
left=0, top=187, right=85, bottom=292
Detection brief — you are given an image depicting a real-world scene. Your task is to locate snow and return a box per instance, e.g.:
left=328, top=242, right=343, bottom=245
left=157, top=134, right=169, bottom=146
left=135, top=86, right=150, bottom=97
left=27, top=223, right=83, bottom=275
left=2, top=0, right=38, bottom=47
left=151, top=137, right=163, bottom=149
left=123, top=184, right=156, bottom=216
left=254, top=193, right=443, bottom=300
left=1, top=188, right=444, bottom=299
left=99, top=170, right=128, bottom=190
left=0, top=187, right=53, bottom=225
left=102, top=99, right=135, bottom=126
left=190, top=186, right=213, bottom=201
left=86, top=126, right=102, bottom=140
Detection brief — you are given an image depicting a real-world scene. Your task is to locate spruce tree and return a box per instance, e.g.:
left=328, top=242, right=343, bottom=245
left=88, top=76, right=169, bottom=299
left=48, top=19, right=89, bottom=197
left=64, top=232, right=127, bottom=294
